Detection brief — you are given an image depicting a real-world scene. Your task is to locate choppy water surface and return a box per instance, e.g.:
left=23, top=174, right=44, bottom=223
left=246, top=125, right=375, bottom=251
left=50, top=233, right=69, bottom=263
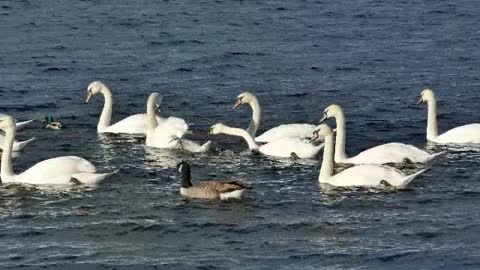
left=1, top=0, right=480, bottom=269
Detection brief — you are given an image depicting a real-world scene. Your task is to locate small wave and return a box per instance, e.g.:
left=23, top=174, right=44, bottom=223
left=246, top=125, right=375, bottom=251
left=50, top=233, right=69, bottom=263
left=284, top=93, right=308, bottom=97
left=131, top=224, right=166, bottom=232
left=168, top=39, right=205, bottom=46
left=335, top=66, right=360, bottom=72
left=42, top=67, right=69, bottom=72
left=375, top=251, right=417, bottom=262
left=175, top=67, right=193, bottom=72
left=16, top=231, right=45, bottom=237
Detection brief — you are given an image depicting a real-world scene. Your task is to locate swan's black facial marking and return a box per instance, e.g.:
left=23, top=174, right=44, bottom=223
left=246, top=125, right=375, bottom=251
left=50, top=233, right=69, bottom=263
left=85, top=88, right=94, bottom=103
left=319, top=110, right=328, bottom=123
left=310, top=130, right=320, bottom=143
left=416, top=94, right=424, bottom=105
left=233, top=97, right=244, bottom=109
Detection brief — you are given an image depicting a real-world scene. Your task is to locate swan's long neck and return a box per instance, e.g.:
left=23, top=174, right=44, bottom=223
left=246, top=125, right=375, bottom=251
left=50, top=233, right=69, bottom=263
left=98, top=87, right=113, bottom=132
left=319, top=134, right=335, bottom=181
left=333, top=110, right=348, bottom=161
left=247, top=97, right=261, bottom=137
left=146, top=96, right=158, bottom=132
left=426, top=97, right=439, bottom=140
left=220, top=126, right=259, bottom=150
left=1, top=126, right=15, bottom=179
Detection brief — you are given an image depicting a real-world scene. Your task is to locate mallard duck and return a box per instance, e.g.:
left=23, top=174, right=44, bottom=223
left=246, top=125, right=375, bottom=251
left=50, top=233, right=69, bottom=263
left=44, top=115, right=63, bottom=130
left=176, top=161, right=251, bottom=200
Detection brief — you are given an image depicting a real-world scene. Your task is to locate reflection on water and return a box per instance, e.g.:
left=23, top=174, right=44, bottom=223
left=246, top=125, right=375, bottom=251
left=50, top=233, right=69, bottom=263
left=144, top=146, right=184, bottom=169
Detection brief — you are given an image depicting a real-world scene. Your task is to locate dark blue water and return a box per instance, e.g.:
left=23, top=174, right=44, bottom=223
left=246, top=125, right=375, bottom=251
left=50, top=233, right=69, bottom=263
left=1, top=0, right=480, bottom=269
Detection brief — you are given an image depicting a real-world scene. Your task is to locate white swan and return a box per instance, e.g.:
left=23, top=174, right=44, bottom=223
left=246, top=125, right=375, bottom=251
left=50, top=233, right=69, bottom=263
left=418, top=88, right=480, bottom=144
left=319, top=104, right=442, bottom=164
left=314, top=124, right=426, bottom=188
left=209, top=123, right=324, bottom=158
left=234, top=92, right=316, bottom=143
left=145, top=93, right=211, bottom=153
left=86, top=81, right=162, bottom=134
left=0, top=134, right=35, bottom=152
left=0, top=114, right=113, bottom=185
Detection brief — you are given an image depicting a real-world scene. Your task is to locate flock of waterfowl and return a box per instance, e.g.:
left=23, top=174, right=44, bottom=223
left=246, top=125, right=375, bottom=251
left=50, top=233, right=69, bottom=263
left=1, top=82, right=480, bottom=199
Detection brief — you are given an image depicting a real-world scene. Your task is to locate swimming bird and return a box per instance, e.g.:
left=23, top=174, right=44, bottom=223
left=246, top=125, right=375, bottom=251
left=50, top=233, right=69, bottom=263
left=177, top=161, right=251, bottom=200
left=209, top=123, right=323, bottom=159
left=145, top=93, right=211, bottom=153
left=44, top=115, right=64, bottom=130
left=313, top=124, right=427, bottom=188
left=0, top=114, right=114, bottom=185
left=234, top=92, right=316, bottom=143
left=85, top=81, right=162, bottom=135
left=418, top=88, right=480, bottom=144
left=319, top=104, right=443, bottom=164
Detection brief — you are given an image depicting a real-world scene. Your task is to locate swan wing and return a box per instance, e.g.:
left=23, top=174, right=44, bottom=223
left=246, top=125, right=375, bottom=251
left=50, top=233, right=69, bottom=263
left=161, top=117, right=189, bottom=132
left=12, top=156, right=98, bottom=185
left=103, top=114, right=163, bottom=134
left=434, top=124, right=480, bottom=144
left=347, top=143, right=432, bottom=164
left=259, top=137, right=323, bottom=158
left=147, top=118, right=189, bottom=148
left=325, top=164, right=407, bottom=187
left=179, top=139, right=212, bottom=153
left=255, top=124, right=316, bottom=143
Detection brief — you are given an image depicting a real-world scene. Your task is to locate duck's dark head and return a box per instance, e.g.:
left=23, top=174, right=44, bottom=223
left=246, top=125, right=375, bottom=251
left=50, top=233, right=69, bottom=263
left=177, top=161, right=192, bottom=188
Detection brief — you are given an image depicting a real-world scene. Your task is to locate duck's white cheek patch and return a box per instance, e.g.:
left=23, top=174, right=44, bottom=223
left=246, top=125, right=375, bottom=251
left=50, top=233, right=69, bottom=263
left=178, top=165, right=183, bottom=173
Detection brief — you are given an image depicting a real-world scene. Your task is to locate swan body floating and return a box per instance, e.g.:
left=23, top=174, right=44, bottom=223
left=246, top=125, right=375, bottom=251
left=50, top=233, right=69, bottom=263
left=177, top=161, right=251, bottom=200
left=314, top=124, right=426, bottom=188
left=145, top=93, right=211, bottom=153
left=319, top=104, right=442, bottom=164
left=86, top=81, right=162, bottom=135
left=418, top=88, right=480, bottom=144
left=209, top=123, right=323, bottom=158
left=0, top=135, right=36, bottom=152
left=0, top=114, right=113, bottom=185
left=234, top=92, right=316, bottom=143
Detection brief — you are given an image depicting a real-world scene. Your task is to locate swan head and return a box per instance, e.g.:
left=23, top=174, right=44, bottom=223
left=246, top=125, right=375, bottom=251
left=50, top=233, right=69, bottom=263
left=85, top=81, right=106, bottom=103
left=233, top=92, right=255, bottom=109
left=0, top=114, right=15, bottom=130
left=148, top=92, right=163, bottom=112
left=311, top=124, right=333, bottom=142
left=209, top=123, right=226, bottom=135
left=417, top=88, right=435, bottom=105
left=320, top=104, right=342, bottom=123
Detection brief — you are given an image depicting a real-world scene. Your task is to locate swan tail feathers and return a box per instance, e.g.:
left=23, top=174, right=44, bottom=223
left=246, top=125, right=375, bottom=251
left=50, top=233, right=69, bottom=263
left=400, top=168, right=428, bottom=188
left=16, top=119, right=34, bottom=131
left=200, top=140, right=212, bottom=152
left=427, top=151, right=446, bottom=162
left=73, top=170, right=118, bottom=185
left=14, top=137, right=36, bottom=151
